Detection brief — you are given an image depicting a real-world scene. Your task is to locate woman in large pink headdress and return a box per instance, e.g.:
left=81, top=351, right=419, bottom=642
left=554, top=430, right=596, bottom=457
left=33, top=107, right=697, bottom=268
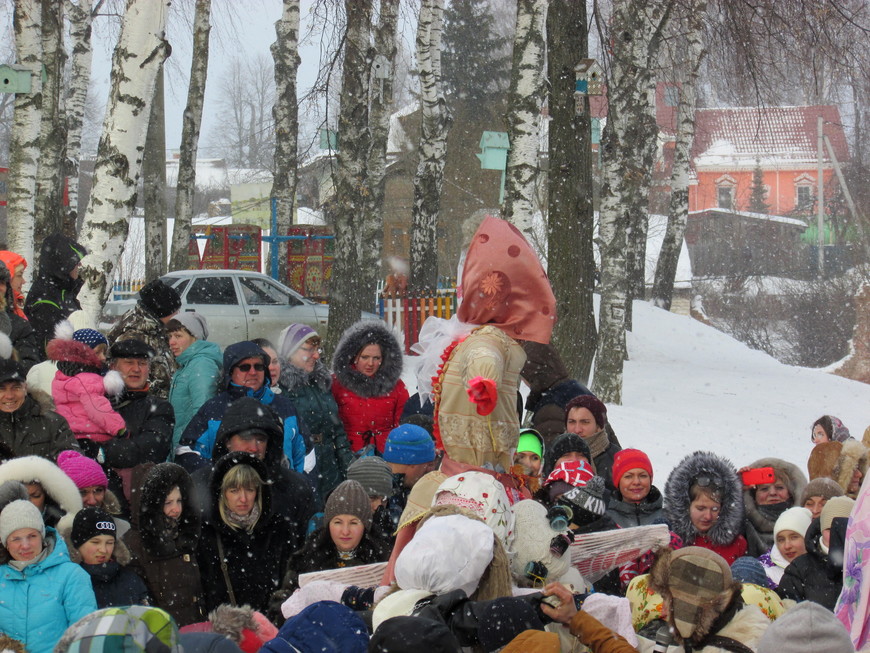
left=420, top=215, right=556, bottom=472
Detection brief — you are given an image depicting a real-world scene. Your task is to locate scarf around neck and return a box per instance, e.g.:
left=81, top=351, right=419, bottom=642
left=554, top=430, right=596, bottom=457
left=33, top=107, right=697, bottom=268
left=585, top=428, right=610, bottom=460
left=226, top=504, right=261, bottom=532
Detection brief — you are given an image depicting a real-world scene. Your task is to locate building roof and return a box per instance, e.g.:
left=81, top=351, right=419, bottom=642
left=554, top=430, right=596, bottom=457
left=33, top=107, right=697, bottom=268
left=691, top=105, right=849, bottom=168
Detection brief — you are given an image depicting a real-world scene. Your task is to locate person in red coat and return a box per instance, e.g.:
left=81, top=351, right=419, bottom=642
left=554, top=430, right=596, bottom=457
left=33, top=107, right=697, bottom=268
left=331, top=320, right=408, bottom=455
left=664, top=451, right=748, bottom=565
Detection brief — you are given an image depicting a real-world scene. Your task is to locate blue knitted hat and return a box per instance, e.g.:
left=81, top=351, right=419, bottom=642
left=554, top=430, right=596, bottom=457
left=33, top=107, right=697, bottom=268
left=382, top=424, right=435, bottom=465
left=73, top=328, right=109, bottom=349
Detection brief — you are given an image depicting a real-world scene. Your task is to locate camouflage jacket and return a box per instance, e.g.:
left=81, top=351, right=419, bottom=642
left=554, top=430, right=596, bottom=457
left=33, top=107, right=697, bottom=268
left=107, top=303, right=178, bottom=399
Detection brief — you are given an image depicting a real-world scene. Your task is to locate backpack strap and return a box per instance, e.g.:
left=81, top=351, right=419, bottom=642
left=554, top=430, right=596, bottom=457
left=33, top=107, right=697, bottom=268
left=702, top=635, right=755, bottom=653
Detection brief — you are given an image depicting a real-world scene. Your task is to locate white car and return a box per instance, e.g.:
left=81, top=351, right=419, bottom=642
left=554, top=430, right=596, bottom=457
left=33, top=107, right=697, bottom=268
left=100, top=269, right=380, bottom=349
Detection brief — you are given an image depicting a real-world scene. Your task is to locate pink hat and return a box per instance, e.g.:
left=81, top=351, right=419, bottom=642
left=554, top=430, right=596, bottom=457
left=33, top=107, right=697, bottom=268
left=57, top=450, right=108, bottom=489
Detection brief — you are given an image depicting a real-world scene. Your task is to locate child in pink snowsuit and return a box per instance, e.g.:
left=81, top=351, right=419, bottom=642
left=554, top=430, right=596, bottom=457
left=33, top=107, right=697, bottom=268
left=48, top=332, right=126, bottom=457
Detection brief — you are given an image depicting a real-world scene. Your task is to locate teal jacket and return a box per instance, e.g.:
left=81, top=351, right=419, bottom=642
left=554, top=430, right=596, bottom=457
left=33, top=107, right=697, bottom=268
left=169, top=339, right=222, bottom=455
left=0, top=529, right=98, bottom=653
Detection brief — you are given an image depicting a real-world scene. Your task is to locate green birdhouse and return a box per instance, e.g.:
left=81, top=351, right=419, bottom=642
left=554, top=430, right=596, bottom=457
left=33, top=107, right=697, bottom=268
left=319, top=128, right=338, bottom=151
left=476, top=131, right=509, bottom=171
left=0, top=64, right=32, bottom=94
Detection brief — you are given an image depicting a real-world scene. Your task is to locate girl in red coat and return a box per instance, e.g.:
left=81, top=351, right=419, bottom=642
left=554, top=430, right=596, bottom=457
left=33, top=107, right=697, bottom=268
left=331, top=320, right=408, bottom=455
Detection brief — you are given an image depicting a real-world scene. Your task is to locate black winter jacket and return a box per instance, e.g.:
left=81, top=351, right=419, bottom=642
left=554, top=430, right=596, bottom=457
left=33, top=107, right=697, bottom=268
left=81, top=561, right=151, bottom=608
left=776, top=517, right=846, bottom=610
left=24, top=233, right=86, bottom=353
left=197, top=452, right=296, bottom=613
left=106, top=388, right=174, bottom=466
left=190, top=398, right=317, bottom=553
left=0, top=392, right=78, bottom=459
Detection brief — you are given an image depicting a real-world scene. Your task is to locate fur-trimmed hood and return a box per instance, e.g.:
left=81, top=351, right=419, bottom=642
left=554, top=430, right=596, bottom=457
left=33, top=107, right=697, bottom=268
left=743, top=457, right=807, bottom=527
left=808, top=439, right=869, bottom=499
left=664, top=451, right=744, bottom=547
left=332, top=320, right=404, bottom=398
left=279, top=358, right=332, bottom=394
left=0, top=455, right=82, bottom=522
left=133, top=462, right=200, bottom=557
left=46, top=333, right=101, bottom=366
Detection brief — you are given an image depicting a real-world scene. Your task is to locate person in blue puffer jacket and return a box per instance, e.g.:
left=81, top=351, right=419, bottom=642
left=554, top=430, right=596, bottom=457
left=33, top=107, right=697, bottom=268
left=0, top=500, right=97, bottom=653
left=177, top=341, right=309, bottom=475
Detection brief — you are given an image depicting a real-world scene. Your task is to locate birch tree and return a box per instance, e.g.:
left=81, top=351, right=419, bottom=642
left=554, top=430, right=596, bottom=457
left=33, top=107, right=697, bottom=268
left=502, top=0, right=548, bottom=242
left=592, top=0, right=673, bottom=404
left=409, top=0, right=451, bottom=293
left=64, top=0, right=99, bottom=232
left=7, top=0, right=42, bottom=267
left=324, top=0, right=376, bottom=354
left=269, top=0, right=300, bottom=283
left=77, top=0, right=171, bottom=325
left=547, top=0, right=597, bottom=383
left=169, top=0, right=211, bottom=272
left=33, top=0, right=68, bottom=247
left=366, top=0, right=400, bottom=281
left=651, top=0, right=706, bottom=311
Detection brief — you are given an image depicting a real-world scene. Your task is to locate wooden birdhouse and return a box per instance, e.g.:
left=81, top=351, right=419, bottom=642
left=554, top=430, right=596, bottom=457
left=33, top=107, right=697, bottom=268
left=0, top=64, right=32, bottom=94
left=574, top=59, right=603, bottom=96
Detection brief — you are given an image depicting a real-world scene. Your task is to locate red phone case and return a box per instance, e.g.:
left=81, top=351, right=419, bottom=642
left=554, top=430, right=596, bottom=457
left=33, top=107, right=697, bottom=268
left=742, top=467, right=775, bottom=485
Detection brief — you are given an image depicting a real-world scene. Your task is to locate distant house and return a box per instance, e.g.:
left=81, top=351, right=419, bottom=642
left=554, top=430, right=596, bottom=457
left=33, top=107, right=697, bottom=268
left=685, top=209, right=809, bottom=278
left=688, top=105, right=849, bottom=215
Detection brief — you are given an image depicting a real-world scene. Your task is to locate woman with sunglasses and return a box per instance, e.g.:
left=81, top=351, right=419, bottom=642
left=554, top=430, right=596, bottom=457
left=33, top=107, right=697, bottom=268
left=276, top=324, right=355, bottom=498
left=177, top=341, right=308, bottom=475
left=664, top=451, right=748, bottom=564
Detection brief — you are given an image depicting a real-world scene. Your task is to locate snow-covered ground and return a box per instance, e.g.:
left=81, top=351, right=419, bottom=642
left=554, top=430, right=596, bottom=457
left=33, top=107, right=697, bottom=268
left=402, top=299, right=870, bottom=484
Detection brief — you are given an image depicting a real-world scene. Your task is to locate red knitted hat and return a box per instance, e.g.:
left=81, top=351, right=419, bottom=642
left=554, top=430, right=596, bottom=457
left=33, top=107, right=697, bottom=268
left=611, top=448, right=653, bottom=488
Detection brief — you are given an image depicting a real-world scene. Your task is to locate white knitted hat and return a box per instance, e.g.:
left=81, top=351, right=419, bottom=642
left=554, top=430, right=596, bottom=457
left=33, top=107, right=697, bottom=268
left=0, top=499, right=44, bottom=545
left=773, top=506, right=813, bottom=539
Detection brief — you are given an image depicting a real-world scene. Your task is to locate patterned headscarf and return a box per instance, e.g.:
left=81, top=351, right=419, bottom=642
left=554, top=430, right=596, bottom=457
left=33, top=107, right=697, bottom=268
left=457, top=216, right=556, bottom=344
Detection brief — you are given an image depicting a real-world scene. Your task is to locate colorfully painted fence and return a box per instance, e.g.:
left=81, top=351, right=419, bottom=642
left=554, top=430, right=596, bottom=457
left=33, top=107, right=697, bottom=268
left=378, top=289, right=457, bottom=353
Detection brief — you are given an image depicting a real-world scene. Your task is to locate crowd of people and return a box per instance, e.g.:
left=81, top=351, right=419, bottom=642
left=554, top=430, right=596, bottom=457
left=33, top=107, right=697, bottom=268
left=0, top=222, right=867, bottom=653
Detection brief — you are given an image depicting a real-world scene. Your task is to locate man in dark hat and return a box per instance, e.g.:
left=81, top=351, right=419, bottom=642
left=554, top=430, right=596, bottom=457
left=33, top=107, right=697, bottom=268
left=107, top=279, right=181, bottom=398
left=104, top=339, right=174, bottom=508
left=0, top=359, right=78, bottom=460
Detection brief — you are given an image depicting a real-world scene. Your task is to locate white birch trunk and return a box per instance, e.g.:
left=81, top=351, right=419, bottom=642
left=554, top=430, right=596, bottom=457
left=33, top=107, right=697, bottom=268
left=592, top=0, right=673, bottom=404
left=33, top=0, right=67, bottom=246
left=77, top=0, right=171, bottom=325
left=64, top=0, right=96, bottom=232
left=652, top=0, right=706, bottom=310
left=503, top=0, right=548, bottom=243
left=7, top=0, right=43, bottom=270
left=365, top=0, right=399, bottom=283
left=269, top=0, right=300, bottom=282
left=409, top=0, right=451, bottom=292
left=170, top=0, right=211, bottom=272
left=323, top=0, right=374, bottom=354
